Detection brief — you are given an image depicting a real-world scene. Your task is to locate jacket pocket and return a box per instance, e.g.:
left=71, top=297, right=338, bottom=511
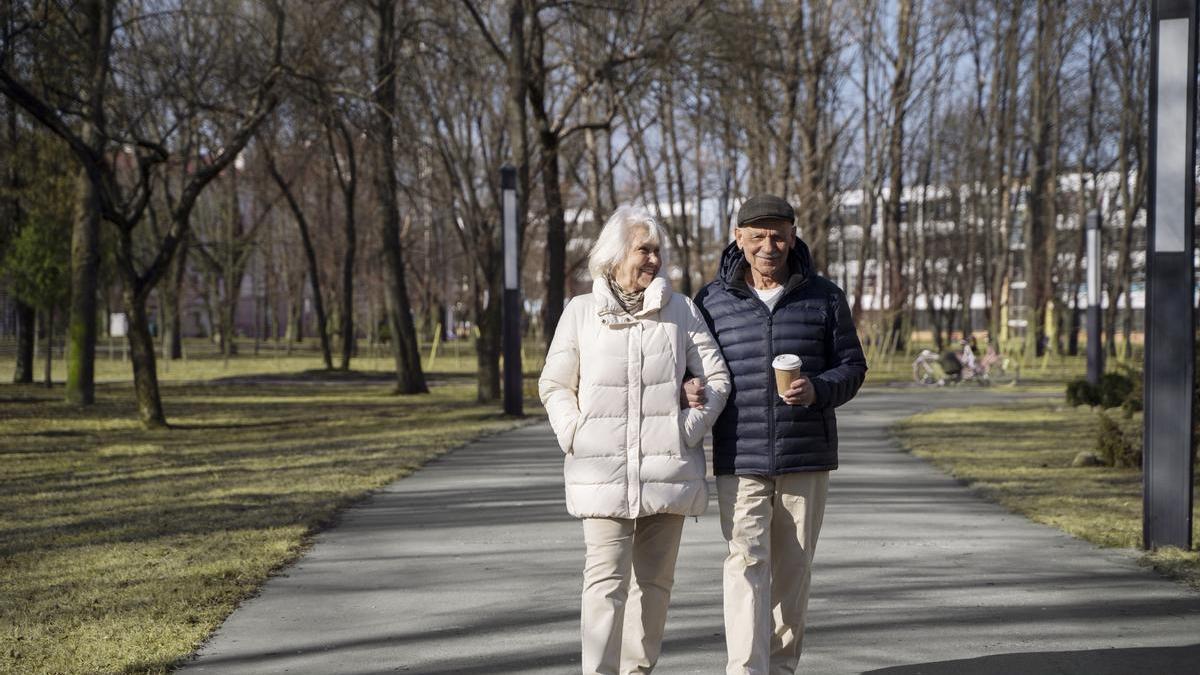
left=555, top=414, right=580, bottom=454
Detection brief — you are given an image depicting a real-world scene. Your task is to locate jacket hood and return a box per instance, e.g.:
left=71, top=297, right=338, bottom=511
left=716, top=237, right=815, bottom=289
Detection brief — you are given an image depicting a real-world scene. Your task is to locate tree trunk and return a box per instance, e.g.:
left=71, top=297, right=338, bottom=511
left=527, top=13, right=568, bottom=350
left=475, top=273, right=503, bottom=402
left=165, top=236, right=188, bottom=360
left=13, top=300, right=35, bottom=383
left=852, top=12, right=875, bottom=322
left=66, top=170, right=101, bottom=404
left=663, top=80, right=693, bottom=296
left=1025, top=0, right=1059, bottom=358
left=339, top=201, right=356, bottom=370
left=537, top=127, right=566, bottom=349
left=60, top=0, right=114, bottom=406
left=883, top=0, right=914, bottom=352
left=268, top=161, right=333, bottom=370
left=124, top=287, right=166, bottom=427
left=328, top=120, right=358, bottom=371
left=43, top=306, right=53, bottom=388
left=374, top=0, right=427, bottom=394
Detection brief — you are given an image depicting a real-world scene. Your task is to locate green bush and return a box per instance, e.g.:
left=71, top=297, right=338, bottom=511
left=1098, top=372, right=1135, bottom=409
left=1067, top=372, right=1136, bottom=409
left=1096, top=411, right=1142, bottom=468
left=1091, top=341, right=1200, bottom=463
left=1122, top=371, right=1143, bottom=414
left=1066, top=378, right=1100, bottom=407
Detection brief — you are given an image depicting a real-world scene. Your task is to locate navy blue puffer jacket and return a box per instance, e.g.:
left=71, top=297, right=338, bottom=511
left=694, top=239, right=867, bottom=476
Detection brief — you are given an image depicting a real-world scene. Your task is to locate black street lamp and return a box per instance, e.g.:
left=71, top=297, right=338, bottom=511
left=501, top=165, right=523, bottom=417
left=1086, top=210, right=1103, bottom=386
left=1144, top=0, right=1195, bottom=550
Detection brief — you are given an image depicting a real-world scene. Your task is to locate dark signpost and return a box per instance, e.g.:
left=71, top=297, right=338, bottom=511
left=1144, top=0, right=1195, bottom=550
left=1086, top=210, right=1103, bottom=386
left=501, top=165, right=524, bottom=417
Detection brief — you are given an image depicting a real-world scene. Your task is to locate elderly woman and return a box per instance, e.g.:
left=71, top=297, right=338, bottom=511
left=540, top=206, right=730, bottom=675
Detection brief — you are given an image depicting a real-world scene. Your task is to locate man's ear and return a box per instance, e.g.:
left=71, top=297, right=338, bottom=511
left=733, top=226, right=745, bottom=249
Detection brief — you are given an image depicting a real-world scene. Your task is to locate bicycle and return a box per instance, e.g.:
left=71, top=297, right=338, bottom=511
left=912, top=349, right=946, bottom=386
left=912, top=345, right=1020, bottom=386
left=978, top=347, right=1020, bottom=385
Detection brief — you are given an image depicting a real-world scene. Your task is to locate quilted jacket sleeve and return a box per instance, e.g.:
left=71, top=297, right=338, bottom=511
left=680, top=296, right=731, bottom=448
left=810, top=290, right=868, bottom=410
left=539, top=298, right=582, bottom=454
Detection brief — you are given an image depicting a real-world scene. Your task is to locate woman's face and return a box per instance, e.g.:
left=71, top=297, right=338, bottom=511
left=613, top=226, right=661, bottom=292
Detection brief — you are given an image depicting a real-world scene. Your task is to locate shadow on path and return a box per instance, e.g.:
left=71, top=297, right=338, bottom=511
left=863, top=644, right=1200, bottom=675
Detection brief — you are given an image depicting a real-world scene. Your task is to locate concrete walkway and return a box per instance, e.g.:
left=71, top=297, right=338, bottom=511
left=180, top=388, right=1200, bottom=674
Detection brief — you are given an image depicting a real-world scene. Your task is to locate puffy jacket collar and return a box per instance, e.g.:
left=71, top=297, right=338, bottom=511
left=593, top=275, right=670, bottom=325
left=716, top=238, right=814, bottom=298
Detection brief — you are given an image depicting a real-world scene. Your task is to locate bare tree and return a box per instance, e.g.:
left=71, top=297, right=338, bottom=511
left=1024, top=0, right=1062, bottom=357
left=371, top=0, right=427, bottom=394
left=1100, top=1, right=1148, bottom=359
left=264, top=140, right=335, bottom=370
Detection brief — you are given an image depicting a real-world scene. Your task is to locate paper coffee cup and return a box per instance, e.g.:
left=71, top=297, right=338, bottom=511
left=772, top=354, right=803, bottom=398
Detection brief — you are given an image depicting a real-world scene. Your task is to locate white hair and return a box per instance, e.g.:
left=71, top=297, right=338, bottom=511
left=587, top=205, right=671, bottom=280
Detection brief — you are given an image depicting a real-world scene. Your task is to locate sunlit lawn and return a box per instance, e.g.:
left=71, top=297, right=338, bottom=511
left=894, top=400, right=1200, bottom=589
left=13, top=335, right=546, bottom=384
left=0, top=349, right=541, bottom=674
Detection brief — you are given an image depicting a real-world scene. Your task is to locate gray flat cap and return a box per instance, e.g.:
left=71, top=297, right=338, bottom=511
left=737, top=194, right=795, bottom=225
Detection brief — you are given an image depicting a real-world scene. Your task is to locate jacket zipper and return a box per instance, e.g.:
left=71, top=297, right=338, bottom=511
left=766, top=310, right=776, bottom=475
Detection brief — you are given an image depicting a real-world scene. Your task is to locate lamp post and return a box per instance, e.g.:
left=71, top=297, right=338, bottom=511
left=501, top=165, right=523, bottom=417
left=1086, top=210, right=1103, bottom=386
left=1144, top=0, right=1195, bottom=550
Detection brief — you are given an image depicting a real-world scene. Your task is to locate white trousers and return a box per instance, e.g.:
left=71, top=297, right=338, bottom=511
left=580, top=513, right=685, bottom=675
left=717, top=472, right=829, bottom=675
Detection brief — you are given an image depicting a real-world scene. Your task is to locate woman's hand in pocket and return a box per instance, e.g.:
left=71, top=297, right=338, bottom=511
left=680, top=376, right=706, bottom=409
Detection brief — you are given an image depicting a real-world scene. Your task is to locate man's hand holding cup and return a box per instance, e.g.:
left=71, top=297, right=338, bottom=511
left=773, top=354, right=814, bottom=406
left=781, top=376, right=815, bottom=406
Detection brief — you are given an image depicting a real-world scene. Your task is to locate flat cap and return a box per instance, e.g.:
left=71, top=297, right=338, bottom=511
left=737, top=194, right=795, bottom=226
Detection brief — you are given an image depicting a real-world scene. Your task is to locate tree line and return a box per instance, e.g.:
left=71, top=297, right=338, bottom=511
left=0, top=1, right=1153, bottom=426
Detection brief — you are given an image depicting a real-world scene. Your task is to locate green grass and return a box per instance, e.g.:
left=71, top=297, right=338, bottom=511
left=10, top=336, right=546, bottom=385
left=0, top=356, right=540, bottom=674
left=894, top=400, right=1200, bottom=589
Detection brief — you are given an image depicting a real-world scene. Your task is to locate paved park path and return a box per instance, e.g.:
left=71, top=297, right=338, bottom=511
left=180, top=388, right=1200, bottom=674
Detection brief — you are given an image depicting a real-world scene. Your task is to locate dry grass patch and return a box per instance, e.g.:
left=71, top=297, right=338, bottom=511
left=0, top=372, right=536, bottom=674
left=894, top=401, right=1200, bottom=589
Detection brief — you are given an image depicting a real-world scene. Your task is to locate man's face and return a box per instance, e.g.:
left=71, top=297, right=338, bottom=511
left=734, top=219, right=795, bottom=281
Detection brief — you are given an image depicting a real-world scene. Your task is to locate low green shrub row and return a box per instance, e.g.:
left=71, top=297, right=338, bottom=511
left=1064, top=371, right=1138, bottom=410
left=1067, top=342, right=1200, bottom=468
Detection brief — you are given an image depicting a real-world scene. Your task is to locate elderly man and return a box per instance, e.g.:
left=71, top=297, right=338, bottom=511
left=692, top=194, right=867, bottom=675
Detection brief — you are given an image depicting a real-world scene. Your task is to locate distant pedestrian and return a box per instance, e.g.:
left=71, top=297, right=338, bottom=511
left=694, top=195, right=867, bottom=674
left=540, top=205, right=731, bottom=675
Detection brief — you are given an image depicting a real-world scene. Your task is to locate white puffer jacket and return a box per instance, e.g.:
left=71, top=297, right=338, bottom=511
left=539, top=276, right=730, bottom=519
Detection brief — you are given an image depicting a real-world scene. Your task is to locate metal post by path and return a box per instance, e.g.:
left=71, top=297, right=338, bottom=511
left=1144, top=0, right=1195, bottom=550
left=501, top=165, right=524, bottom=417
left=1086, top=210, right=1103, bottom=386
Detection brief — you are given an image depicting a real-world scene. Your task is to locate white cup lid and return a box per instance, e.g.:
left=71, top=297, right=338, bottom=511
left=772, top=354, right=802, bottom=370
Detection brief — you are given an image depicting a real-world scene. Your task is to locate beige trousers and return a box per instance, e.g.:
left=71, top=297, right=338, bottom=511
left=580, top=513, right=686, bottom=675
left=717, top=472, right=829, bottom=675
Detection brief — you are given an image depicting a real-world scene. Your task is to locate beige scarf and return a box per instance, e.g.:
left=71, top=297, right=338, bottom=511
left=606, top=274, right=645, bottom=315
